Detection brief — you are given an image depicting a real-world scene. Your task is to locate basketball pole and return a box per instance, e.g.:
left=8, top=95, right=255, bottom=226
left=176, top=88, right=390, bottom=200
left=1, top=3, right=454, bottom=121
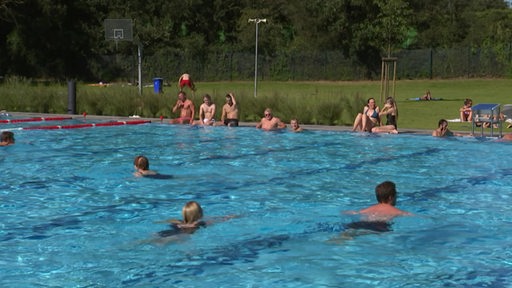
left=138, top=43, right=142, bottom=96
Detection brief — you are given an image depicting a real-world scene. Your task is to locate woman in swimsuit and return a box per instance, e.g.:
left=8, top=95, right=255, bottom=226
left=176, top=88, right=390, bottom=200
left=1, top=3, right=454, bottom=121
left=352, top=98, right=380, bottom=132
left=459, top=98, right=473, bottom=122
left=372, top=97, right=398, bottom=134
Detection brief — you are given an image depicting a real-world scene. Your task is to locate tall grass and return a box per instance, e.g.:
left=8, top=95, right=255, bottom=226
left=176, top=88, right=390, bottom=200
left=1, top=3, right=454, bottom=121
left=1, top=77, right=512, bottom=129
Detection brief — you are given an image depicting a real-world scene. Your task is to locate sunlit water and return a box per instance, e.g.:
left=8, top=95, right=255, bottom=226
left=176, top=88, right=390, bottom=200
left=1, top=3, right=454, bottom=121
left=1, top=121, right=511, bottom=287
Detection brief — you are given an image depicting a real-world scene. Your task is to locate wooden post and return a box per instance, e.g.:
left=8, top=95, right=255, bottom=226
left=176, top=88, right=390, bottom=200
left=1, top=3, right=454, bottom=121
left=380, top=57, right=397, bottom=105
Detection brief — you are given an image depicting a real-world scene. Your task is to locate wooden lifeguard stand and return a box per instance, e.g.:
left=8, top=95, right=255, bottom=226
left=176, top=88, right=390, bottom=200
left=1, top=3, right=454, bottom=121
left=380, top=57, right=397, bottom=105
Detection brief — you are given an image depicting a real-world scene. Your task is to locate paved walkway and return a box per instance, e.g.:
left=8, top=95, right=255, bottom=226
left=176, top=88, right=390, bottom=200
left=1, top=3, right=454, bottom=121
left=4, top=111, right=466, bottom=136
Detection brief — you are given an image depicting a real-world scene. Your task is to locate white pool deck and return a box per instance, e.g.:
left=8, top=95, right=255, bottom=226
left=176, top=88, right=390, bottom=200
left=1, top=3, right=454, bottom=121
left=2, top=111, right=492, bottom=136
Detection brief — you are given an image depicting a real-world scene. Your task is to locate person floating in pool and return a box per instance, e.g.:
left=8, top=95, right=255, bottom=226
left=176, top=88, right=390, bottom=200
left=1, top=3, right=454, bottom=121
left=170, top=91, right=195, bottom=125
left=133, top=155, right=158, bottom=177
left=217, top=93, right=239, bottom=127
left=178, top=73, right=196, bottom=92
left=256, top=108, right=286, bottom=131
left=0, top=131, right=15, bottom=146
left=289, top=118, right=303, bottom=132
left=153, top=201, right=236, bottom=244
left=195, top=94, right=216, bottom=126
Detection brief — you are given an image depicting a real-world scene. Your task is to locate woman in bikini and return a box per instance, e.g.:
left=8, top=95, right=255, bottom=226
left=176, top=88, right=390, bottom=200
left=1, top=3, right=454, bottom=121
left=352, top=98, right=380, bottom=132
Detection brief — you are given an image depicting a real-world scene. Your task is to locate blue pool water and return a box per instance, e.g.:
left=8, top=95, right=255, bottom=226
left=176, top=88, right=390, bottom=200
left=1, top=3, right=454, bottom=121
left=1, top=123, right=511, bottom=287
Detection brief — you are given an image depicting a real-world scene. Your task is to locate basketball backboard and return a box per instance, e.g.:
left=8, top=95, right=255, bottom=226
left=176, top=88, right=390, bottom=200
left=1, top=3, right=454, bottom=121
left=104, top=19, right=133, bottom=41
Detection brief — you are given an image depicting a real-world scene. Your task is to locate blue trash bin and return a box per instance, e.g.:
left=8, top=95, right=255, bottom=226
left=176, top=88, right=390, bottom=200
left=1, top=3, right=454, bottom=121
left=153, top=78, right=163, bottom=94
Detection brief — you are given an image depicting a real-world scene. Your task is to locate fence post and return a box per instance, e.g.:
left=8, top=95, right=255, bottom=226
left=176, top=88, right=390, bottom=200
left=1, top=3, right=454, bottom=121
left=429, top=48, right=433, bottom=79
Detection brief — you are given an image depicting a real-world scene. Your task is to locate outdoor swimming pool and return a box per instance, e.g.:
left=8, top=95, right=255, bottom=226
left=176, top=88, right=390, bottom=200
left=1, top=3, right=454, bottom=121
left=1, top=122, right=511, bottom=287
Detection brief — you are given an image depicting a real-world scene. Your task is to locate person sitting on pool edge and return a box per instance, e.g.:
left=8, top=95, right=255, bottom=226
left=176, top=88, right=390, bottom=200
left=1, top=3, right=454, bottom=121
left=0, top=131, right=15, bottom=146
left=194, top=94, right=216, bottom=126
left=133, top=155, right=158, bottom=177
left=170, top=91, right=195, bottom=125
left=217, top=92, right=239, bottom=127
left=352, top=97, right=380, bottom=132
left=372, top=97, right=398, bottom=134
left=256, top=108, right=286, bottom=131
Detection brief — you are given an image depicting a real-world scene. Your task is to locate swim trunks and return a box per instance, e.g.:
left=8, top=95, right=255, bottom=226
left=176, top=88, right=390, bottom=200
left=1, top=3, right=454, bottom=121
left=180, top=79, right=190, bottom=87
left=344, top=221, right=392, bottom=232
left=224, top=118, right=239, bottom=126
left=171, top=117, right=192, bottom=124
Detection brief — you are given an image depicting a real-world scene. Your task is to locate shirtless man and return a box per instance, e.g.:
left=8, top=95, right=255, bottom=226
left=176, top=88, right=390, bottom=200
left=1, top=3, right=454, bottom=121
left=355, top=181, right=411, bottom=222
left=256, top=108, right=286, bottom=131
left=196, top=94, right=216, bottom=126
left=170, top=91, right=195, bottom=124
left=178, top=73, right=196, bottom=92
left=219, top=93, right=239, bottom=127
left=339, top=181, right=411, bottom=237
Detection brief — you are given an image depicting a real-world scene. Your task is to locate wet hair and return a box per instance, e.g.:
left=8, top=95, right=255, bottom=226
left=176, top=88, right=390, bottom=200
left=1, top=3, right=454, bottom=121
left=226, top=93, right=234, bottom=99
left=182, top=201, right=203, bottom=224
left=438, top=119, right=448, bottom=127
left=134, top=155, right=149, bottom=170
left=1, top=131, right=14, bottom=143
left=375, top=181, right=397, bottom=204
left=203, top=94, right=212, bottom=102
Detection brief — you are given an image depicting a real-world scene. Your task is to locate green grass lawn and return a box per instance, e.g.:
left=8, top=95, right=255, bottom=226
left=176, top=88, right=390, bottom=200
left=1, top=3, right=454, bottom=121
left=195, top=78, right=512, bottom=130
left=1, top=78, right=511, bottom=130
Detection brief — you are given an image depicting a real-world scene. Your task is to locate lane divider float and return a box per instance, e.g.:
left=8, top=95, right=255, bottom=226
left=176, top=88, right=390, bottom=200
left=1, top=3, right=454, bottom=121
left=23, top=120, right=151, bottom=130
left=0, top=116, right=73, bottom=124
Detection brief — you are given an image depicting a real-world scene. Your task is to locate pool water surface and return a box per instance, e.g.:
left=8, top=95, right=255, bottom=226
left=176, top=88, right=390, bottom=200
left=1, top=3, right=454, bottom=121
left=1, top=123, right=511, bottom=287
